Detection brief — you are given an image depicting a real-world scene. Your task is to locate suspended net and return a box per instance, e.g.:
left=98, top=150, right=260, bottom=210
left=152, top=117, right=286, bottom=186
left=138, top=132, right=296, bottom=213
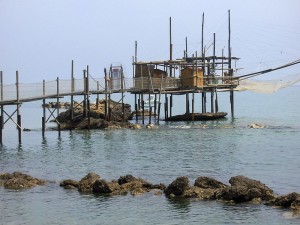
left=235, top=73, right=300, bottom=94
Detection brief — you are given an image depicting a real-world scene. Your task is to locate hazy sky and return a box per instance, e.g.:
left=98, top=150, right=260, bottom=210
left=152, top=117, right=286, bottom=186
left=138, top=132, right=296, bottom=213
left=1, top=0, right=300, bottom=84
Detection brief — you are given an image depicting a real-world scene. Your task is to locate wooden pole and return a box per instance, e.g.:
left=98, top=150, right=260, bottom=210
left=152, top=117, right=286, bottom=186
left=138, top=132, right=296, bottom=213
left=1, top=71, right=3, bottom=129
left=186, top=93, right=189, bottom=114
left=165, top=94, right=168, bottom=120
left=149, top=107, right=152, bottom=124
left=71, top=60, right=74, bottom=121
left=121, top=66, right=125, bottom=123
left=170, top=94, right=173, bottom=118
left=154, top=94, right=157, bottom=120
left=169, top=17, right=173, bottom=77
left=185, top=37, right=188, bottom=59
left=16, top=71, right=21, bottom=144
left=0, top=116, right=2, bottom=144
left=104, top=68, right=108, bottom=119
left=56, top=77, right=61, bottom=137
left=83, top=70, right=87, bottom=118
left=192, top=93, right=195, bottom=121
left=42, top=80, right=46, bottom=137
left=201, top=13, right=206, bottom=114
left=142, top=99, right=145, bottom=125
left=228, top=10, right=234, bottom=118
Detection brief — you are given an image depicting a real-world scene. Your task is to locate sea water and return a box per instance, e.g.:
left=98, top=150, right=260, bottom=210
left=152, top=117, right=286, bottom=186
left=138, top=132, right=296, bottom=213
left=0, top=86, right=300, bottom=225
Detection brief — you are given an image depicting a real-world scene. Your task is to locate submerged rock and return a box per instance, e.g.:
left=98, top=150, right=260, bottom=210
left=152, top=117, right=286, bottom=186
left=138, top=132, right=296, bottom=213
left=248, top=123, right=266, bottom=129
left=93, top=179, right=122, bottom=194
left=0, top=172, right=46, bottom=189
left=60, top=179, right=79, bottom=189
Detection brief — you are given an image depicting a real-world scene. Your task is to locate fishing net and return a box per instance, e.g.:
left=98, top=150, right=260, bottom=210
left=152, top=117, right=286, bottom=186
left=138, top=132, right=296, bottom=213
left=235, top=73, right=300, bottom=94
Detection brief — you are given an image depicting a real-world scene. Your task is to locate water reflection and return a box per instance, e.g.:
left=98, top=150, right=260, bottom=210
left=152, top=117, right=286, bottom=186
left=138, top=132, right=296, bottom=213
left=167, top=197, right=191, bottom=214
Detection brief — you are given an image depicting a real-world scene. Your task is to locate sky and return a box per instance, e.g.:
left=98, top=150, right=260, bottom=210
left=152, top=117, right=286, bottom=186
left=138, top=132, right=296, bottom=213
left=0, top=0, right=300, bottom=84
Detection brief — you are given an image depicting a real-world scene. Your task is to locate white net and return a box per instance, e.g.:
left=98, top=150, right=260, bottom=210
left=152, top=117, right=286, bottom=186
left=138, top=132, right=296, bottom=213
left=235, top=73, right=300, bottom=94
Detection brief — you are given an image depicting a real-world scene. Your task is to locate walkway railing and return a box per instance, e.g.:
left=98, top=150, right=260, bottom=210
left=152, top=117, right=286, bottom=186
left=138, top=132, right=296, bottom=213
left=0, top=75, right=237, bottom=103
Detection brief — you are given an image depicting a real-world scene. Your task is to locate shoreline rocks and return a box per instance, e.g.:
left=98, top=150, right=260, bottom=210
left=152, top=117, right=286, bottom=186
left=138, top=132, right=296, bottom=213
left=0, top=172, right=46, bottom=189
left=1, top=171, right=299, bottom=214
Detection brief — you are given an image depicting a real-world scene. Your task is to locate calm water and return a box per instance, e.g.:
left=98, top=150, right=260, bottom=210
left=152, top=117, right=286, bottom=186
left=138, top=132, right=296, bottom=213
left=0, top=87, right=300, bottom=224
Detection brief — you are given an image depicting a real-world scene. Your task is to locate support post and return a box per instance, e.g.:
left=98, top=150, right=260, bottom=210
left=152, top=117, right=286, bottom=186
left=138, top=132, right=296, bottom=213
left=56, top=77, right=61, bottom=137
left=1, top=71, right=4, bottom=129
left=142, top=99, right=145, bottom=125
left=71, top=60, right=74, bottom=121
left=192, top=93, right=195, bottom=121
left=42, top=80, right=46, bottom=137
left=16, top=71, right=22, bottom=144
left=170, top=94, right=172, bottom=118
left=104, top=68, right=108, bottom=119
left=0, top=116, right=2, bottom=144
left=186, top=93, right=189, bottom=114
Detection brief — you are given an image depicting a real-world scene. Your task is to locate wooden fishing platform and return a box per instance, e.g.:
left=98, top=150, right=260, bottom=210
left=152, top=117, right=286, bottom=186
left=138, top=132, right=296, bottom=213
left=0, top=10, right=239, bottom=144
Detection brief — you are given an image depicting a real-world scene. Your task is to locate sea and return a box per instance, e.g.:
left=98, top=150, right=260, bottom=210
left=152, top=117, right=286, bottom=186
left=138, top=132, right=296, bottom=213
left=0, top=86, right=299, bottom=225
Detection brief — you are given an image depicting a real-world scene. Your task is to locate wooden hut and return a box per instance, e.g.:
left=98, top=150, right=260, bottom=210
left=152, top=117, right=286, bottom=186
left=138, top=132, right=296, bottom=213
left=180, top=67, right=204, bottom=87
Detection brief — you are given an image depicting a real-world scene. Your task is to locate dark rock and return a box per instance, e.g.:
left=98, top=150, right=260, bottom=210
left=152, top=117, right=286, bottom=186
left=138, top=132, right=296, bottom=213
left=78, top=173, right=100, bottom=193
left=183, top=186, right=218, bottom=199
left=93, top=179, right=121, bottom=194
left=291, top=196, right=300, bottom=212
left=164, top=176, right=190, bottom=196
left=266, top=192, right=300, bottom=208
left=229, top=176, right=274, bottom=201
left=60, top=179, right=79, bottom=189
left=194, top=177, right=227, bottom=189
left=144, top=183, right=166, bottom=191
left=216, top=186, right=263, bottom=203
left=1, top=172, right=46, bottom=189
left=118, top=175, right=138, bottom=185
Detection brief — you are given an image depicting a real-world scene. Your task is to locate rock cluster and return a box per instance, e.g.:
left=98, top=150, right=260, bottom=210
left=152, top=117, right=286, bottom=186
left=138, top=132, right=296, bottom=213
left=55, top=99, right=133, bottom=130
left=1, top=171, right=299, bottom=214
left=60, top=173, right=166, bottom=196
left=0, top=172, right=46, bottom=189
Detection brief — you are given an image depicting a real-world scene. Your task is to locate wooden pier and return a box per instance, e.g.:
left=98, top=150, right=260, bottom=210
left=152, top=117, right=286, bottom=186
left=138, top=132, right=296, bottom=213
left=0, top=10, right=240, bottom=144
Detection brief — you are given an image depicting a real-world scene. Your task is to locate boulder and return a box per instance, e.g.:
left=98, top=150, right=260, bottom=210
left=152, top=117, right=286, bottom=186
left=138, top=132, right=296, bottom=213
left=248, top=123, right=266, bottom=129
left=60, top=179, right=79, bottom=189
left=164, top=176, right=190, bottom=196
left=1, top=172, right=46, bottom=189
left=93, top=179, right=121, bottom=194
left=78, top=173, right=100, bottom=193
left=216, top=176, right=274, bottom=202
left=266, top=192, right=300, bottom=208
left=194, top=177, right=227, bottom=189
left=118, top=175, right=139, bottom=185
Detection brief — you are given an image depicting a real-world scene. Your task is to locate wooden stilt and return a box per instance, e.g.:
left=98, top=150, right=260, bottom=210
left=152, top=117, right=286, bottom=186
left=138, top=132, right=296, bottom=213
left=186, top=93, right=189, bottom=114
left=170, top=94, right=173, bottom=117
left=192, top=93, right=195, bottom=121
left=0, top=116, right=2, bottom=144
left=71, top=60, right=74, bottom=121
left=56, top=77, right=61, bottom=138
left=149, top=107, right=152, bottom=124
left=142, top=99, right=145, bottom=125
left=17, top=114, right=21, bottom=144
left=154, top=94, right=157, bottom=120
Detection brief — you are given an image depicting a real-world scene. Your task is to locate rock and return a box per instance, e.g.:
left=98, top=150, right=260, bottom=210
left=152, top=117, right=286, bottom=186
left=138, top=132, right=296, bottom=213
left=78, top=173, right=100, bottom=193
left=183, top=186, right=218, bottom=199
left=248, top=123, right=266, bottom=129
left=130, top=187, right=149, bottom=196
left=194, top=177, right=227, bottom=189
left=291, top=196, right=300, bottom=212
left=1, top=172, right=46, bottom=189
left=129, top=124, right=142, bottom=129
left=229, top=176, right=274, bottom=201
left=216, top=176, right=274, bottom=202
left=266, top=192, right=300, bottom=208
left=146, top=124, right=155, bottom=129
left=164, top=176, right=190, bottom=196
left=118, top=175, right=138, bottom=185
left=93, top=179, right=121, bottom=194
left=60, top=179, right=79, bottom=189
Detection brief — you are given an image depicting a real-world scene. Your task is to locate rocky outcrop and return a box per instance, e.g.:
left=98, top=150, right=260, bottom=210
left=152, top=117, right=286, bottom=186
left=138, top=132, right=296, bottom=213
left=60, top=173, right=165, bottom=197
left=216, top=175, right=274, bottom=202
left=55, top=99, right=133, bottom=130
left=194, top=177, right=227, bottom=189
left=78, top=172, right=101, bottom=193
left=164, top=176, right=190, bottom=196
left=0, top=172, right=46, bottom=189
left=266, top=192, right=300, bottom=213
